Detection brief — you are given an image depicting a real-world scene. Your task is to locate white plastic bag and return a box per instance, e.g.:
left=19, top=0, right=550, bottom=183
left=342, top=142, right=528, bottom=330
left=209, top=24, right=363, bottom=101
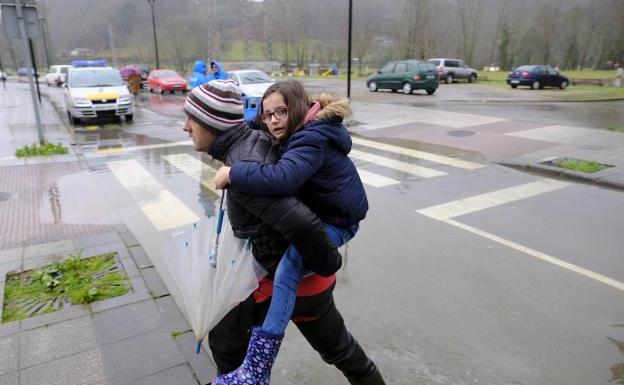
left=162, top=212, right=266, bottom=352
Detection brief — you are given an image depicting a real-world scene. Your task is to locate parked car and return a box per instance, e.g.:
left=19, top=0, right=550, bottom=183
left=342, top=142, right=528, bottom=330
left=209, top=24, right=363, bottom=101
left=366, top=60, right=439, bottom=95
left=64, top=66, right=133, bottom=124
left=428, top=58, right=478, bottom=84
left=0, top=71, right=6, bottom=81
left=44, top=65, right=71, bottom=87
left=147, top=69, right=188, bottom=94
left=506, top=65, right=569, bottom=90
left=228, top=69, right=276, bottom=119
left=17, top=67, right=29, bottom=78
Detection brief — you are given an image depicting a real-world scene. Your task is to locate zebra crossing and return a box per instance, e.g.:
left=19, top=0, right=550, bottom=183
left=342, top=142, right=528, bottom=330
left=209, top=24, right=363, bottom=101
left=100, top=137, right=485, bottom=230
left=101, top=137, right=624, bottom=293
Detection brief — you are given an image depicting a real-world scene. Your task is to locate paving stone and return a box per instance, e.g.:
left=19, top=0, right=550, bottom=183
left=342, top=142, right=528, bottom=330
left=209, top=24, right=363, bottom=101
left=114, top=223, right=130, bottom=233
left=175, top=331, right=217, bottom=385
left=0, top=371, right=18, bottom=385
left=93, top=300, right=166, bottom=345
left=20, top=304, right=90, bottom=331
left=155, top=296, right=191, bottom=334
left=21, top=253, right=64, bottom=271
left=119, top=231, right=140, bottom=247
left=120, top=257, right=140, bottom=278
left=99, top=329, right=186, bottom=384
left=130, top=364, right=199, bottom=385
left=0, top=260, right=21, bottom=282
left=20, top=315, right=98, bottom=369
left=23, top=239, right=74, bottom=260
left=79, top=241, right=130, bottom=260
left=20, top=347, right=111, bottom=385
left=90, top=276, right=151, bottom=313
left=129, top=246, right=153, bottom=269
left=0, top=334, right=18, bottom=376
left=0, top=321, right=19, bottom=338
left=0, top=248, right=22, bottom=264
left=142, top=267, right=169, bottom=298
left=73, top=233, right=123, bottom=252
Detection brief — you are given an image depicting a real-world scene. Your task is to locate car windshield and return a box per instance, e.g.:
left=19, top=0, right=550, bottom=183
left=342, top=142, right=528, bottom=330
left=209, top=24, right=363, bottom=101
left=238, top=71, right=272, bottom=84
left=515, top=65, right=536, bottom=72
left=69, top=69, right=123, bottom=87
left=158, top=71, right=179, bottom=78
left=429, top=60, right=441, bottom=66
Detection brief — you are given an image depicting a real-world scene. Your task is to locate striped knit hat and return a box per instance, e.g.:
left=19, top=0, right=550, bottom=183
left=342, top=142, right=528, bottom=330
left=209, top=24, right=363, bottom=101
left=184, top=79, right=244, bottom=133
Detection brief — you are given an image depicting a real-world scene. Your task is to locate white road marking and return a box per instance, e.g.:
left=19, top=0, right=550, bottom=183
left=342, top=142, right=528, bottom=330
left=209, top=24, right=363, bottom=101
left=351, top=137, right=484, bottom=170
left=107, top=159, right=199, bottom=231
left=438, top=217, right=624, bottom=293
left=350, top=149, right=446, bottom=178
left=86, top=141, right=193, bottom=157
left=356, top=168, right=401, bottom=187
left=356, top=107, right=507, bottom=131
left=161, top=153, right=219, bottom=195
left=417, top=179, right=569, bottom=220
left=417, top=180, right=624, bottom=293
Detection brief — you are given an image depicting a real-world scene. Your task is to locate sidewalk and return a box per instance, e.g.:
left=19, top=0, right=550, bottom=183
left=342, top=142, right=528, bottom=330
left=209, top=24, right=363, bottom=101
left=0, top=85, right=216, bottom=384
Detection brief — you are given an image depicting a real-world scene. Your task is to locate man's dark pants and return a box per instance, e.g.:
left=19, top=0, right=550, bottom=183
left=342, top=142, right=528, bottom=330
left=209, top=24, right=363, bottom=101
left=208, top=283, right=374, bottom=382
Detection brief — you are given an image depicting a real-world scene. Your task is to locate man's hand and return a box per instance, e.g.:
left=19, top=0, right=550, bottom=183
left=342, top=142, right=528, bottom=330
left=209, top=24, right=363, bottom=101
left=214, top=166, right=231, bottom=189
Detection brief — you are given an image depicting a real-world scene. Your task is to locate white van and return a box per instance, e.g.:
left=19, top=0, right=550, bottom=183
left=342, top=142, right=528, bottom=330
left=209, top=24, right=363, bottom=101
left=64, top=67, right=133, bottom=124
left=44, top=65, right=71, bottom=87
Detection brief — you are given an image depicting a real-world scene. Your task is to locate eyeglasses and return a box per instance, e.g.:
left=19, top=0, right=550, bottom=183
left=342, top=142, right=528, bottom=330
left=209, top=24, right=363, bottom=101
left=261, top=107, right=288, bottom=124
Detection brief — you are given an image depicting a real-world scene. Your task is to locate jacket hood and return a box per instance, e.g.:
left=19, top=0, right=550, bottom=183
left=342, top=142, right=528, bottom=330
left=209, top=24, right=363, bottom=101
left=312, top=93, right=352, bottom=121
left=303, top=94, right=353, bottom=155
left=193, top=60, right=207, bottom=74
left=210, top=61, right=224, bottom=74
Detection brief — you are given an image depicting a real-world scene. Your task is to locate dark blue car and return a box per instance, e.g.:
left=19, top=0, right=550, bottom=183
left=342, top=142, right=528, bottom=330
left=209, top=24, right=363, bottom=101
left=506, top=65, right=569, bottom=90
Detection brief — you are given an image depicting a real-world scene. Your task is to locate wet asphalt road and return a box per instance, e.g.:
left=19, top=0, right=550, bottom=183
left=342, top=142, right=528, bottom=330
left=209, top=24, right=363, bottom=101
left=32, top=83, right=624, bottom=385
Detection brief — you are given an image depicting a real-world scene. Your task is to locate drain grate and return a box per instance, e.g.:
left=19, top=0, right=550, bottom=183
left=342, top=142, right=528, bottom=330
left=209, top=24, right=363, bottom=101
left=447, top=130, right=475, bottom=137
left=2, top=253, right=130, bottom=323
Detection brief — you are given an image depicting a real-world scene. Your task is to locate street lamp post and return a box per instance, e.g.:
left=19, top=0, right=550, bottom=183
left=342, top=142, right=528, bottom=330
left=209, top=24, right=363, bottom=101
left=347, top=0, right=353, bottom=98
left=147, top=0, right=159, bottom=69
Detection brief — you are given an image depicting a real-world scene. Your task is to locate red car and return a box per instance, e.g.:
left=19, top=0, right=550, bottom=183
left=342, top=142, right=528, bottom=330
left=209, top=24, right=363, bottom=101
left=147, top=70, right=188, bottom=94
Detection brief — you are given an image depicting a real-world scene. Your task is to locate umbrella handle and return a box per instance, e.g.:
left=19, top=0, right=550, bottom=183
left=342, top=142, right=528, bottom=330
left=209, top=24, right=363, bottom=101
left=215, top=189, right=226, bottom=236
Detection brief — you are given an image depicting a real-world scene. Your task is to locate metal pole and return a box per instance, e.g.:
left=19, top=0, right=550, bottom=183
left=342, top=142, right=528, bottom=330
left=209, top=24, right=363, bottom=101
left=15, top=0, right=44, bottom=145
left=148, top=0, right=160, bottom=69
left=38, top=17, right=50, bottom=67
left=108, top=24, right=117, bottom=68
left=347, top=0, right=353, bottom=98
left=28, top=38, right=42, bottom=103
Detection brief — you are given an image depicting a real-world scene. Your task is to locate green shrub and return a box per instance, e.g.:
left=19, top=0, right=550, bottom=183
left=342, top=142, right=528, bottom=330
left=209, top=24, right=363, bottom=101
left=15, top=143, right=69, bottom=158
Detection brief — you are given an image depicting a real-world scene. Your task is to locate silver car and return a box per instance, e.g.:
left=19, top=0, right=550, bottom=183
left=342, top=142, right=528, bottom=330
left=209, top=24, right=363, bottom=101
left=428, top=58, right=478, bottom=84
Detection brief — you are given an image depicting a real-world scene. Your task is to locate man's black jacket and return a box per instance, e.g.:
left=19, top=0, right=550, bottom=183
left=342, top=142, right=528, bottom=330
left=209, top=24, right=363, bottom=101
left=208, top=123, right=341, bottom=277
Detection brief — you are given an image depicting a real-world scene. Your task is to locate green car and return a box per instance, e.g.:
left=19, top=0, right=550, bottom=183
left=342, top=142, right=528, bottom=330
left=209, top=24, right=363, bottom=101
left=367, top=60, right=439, bottom=95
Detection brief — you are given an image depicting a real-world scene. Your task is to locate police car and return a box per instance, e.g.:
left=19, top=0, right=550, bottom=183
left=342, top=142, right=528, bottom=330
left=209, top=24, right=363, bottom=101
left=64, top=60, right=133, bottom=125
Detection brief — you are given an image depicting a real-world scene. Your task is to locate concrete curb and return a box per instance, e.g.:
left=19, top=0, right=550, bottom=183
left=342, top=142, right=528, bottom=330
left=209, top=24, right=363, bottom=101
left=443, top=97, right=624, bottom=104
left=496, top=160, right=624, bottom=191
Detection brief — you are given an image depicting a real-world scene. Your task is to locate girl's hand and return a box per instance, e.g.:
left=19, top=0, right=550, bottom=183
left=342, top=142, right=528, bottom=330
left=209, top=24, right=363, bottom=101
left=214, top=166, right=231, bottom=189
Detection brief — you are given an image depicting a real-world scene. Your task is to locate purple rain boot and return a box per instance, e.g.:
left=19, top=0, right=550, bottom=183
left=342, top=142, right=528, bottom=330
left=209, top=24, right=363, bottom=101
left=212, top=327, right=283, bottom=385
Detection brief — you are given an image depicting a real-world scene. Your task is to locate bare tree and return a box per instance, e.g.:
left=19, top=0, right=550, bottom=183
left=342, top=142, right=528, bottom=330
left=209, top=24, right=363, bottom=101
left=536, top=0, right=560, bottom=64
left=454, top=0, right=484, bottom=65
left=487, top=0, right=510, bottom=68
left=396, top=0, right=433, bottom=59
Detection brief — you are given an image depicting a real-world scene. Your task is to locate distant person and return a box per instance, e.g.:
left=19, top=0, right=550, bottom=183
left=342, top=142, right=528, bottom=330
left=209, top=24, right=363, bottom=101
left=189, top=60, right=208, bottom=89
left=205, top=61, right=229, bottom=82
left=127, top=72, right=142, bottom=104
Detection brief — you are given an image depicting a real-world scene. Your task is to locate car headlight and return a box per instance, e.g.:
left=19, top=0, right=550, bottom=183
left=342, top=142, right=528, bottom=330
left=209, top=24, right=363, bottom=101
left=72, top=97, right=91, bottom=106
left=118, top=95, right=131, bottom=104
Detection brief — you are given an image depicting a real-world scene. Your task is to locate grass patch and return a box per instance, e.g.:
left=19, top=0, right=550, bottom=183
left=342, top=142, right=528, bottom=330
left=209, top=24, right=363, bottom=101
left=557, top=159, right=606, bottom=173
left=608, top=127, right=624, bottom=133
left=2, top=253, right=130, bottom=323
left=15, top=143, right=69, bottom=158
